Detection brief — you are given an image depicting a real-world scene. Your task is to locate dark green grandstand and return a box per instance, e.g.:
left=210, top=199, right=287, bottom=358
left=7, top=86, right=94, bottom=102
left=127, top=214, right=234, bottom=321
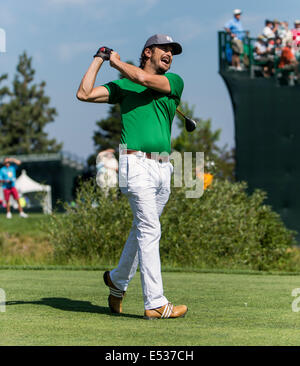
left=0, top=152, right=85, bottom=211
left=219, top=31, right=300, bottom=240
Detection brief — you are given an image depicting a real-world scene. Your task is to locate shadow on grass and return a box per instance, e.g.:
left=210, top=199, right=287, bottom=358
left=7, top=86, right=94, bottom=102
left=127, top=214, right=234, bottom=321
left=6, top=298, right=143, bottom=319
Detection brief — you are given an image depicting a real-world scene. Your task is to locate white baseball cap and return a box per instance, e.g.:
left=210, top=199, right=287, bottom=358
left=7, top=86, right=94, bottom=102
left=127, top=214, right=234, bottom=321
left=233, top=9, right=242, bottom=15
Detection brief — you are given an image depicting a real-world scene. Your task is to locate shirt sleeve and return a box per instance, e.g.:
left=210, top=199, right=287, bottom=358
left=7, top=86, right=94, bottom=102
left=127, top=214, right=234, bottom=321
left=165, top=73, right=184, bottom=103
left=102, top=80, right=123, bottom=104
left=224, top=19, right=233, bottom=30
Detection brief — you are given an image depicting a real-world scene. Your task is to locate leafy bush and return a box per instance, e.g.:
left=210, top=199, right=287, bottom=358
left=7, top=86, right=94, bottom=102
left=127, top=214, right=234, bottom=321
left=47, top=181, right=132, bottom=265
left=46, top=179, right=298, bottom=270
left=161, top=180, right=297, bottom=270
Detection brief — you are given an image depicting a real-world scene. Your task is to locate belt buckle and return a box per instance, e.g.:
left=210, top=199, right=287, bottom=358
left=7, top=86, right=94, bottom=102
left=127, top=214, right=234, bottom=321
left=136, top=151, right=145, bottom=158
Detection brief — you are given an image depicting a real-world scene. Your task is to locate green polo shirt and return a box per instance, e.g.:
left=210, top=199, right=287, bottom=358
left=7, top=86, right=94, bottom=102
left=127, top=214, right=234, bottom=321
left=103, top=72, right=184, bottom=154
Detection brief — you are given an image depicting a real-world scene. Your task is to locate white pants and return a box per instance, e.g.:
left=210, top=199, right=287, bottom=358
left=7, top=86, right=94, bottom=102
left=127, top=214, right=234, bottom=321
left=110, top=153, right=173, bottom=310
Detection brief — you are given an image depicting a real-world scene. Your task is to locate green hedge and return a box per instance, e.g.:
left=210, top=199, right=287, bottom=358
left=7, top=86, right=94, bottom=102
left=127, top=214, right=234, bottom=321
left=161, top=180, right=297, bottom=270
left=46, top=179, right=297, bottom=270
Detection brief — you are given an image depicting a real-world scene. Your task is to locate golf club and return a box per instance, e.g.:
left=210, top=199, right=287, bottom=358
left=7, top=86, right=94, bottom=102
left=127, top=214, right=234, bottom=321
left=176, top=109, right=197, bottom=132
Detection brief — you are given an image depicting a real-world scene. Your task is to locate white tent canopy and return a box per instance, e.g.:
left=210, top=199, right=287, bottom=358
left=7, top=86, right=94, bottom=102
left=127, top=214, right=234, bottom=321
left=15, top=170, right=52, bottom=214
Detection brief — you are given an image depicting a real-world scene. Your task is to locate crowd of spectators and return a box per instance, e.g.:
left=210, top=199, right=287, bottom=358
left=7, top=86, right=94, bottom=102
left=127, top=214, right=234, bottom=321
left=224, top=9, right=300, bottom=83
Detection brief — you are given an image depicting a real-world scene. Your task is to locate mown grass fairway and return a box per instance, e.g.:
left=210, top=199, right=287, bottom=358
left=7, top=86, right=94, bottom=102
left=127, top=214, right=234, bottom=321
left=1, top=269, right=300, bottom=346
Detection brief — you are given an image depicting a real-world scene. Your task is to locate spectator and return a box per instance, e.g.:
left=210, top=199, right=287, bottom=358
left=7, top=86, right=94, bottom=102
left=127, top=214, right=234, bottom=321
left=274, top=37, right=283, bottom=58
left=292, top=20, right=300, bottom=47
left=267, top=38, right=276, bottom=59
left=279, top=21, right=293, bottom=46
left=272, top=19, right=281, bottom=39
left=0, top=157, right=28, bottom=219
left=95, top=148, right=118, bottom=192
left=262, top=20, right=275, bottom=39
left=278, top=41, right=300, bottom=82
left=224, top=9, right=245, bottom=71
left=253, top=35, right=274, bottom=77
left=295, top=43, right=300, bottom=62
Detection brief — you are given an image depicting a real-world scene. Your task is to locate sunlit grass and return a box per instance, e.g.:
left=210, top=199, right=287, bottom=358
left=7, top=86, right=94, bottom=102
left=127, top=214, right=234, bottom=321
left=1, top=269, right=300, bottom=346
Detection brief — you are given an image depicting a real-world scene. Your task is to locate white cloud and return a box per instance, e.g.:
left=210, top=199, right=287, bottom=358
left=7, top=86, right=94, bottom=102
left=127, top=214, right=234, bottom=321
left=0, top=28, right=6, bottom=53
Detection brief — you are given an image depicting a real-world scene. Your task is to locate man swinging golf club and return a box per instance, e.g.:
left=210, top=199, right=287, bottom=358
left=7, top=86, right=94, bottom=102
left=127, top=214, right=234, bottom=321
left=76, top=34, right=188, bottom=319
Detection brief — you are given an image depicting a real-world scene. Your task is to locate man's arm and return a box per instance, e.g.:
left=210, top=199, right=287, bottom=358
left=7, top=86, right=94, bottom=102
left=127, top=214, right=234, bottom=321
left=224, top=20, right=235, bottom=37
left=109, top=52, right=171, bottom=94
left=76, top=57, right=109, bottom=103
left=225, top=27, right=235, bottom=37
left=8, top=158, right=21, bottom=165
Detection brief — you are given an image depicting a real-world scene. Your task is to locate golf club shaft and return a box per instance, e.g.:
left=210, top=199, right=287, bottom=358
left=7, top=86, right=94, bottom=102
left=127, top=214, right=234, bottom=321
left=176, top=108, right=186, bottom=118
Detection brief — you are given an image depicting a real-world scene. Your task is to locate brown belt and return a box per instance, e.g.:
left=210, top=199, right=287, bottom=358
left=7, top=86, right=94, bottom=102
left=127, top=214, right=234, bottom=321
left=121, top=149, right=169, bottom=163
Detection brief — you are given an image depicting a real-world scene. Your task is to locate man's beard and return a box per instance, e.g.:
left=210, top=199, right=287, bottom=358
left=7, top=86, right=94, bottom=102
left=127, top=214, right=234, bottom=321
left=149, top=55, right=171, bottom=74
left=156, top=62, right=171, bottom=75
left=157, top=67, right=167, bottom=75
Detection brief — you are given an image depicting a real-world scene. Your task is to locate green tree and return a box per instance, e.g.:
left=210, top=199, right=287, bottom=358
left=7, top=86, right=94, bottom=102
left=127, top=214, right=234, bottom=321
left=0, top=52, right=62, bottom=155
left=172, top=101, right=235, bottom=180
left=0, top=74, right=10, bottom=101
left=87, top=103, right=121, bottom=166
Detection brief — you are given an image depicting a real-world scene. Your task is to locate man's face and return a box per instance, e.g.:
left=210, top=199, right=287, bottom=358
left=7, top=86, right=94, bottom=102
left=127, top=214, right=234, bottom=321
left=4, top=159, right=9, bottom=167
left=235, top=14, right=241, bottom=20
left=146, top=45, right=173, bottom=74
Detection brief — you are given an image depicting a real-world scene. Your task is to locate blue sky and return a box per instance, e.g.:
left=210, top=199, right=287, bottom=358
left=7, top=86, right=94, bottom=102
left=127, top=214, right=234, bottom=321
left=1, top=0, right=300, bottom=160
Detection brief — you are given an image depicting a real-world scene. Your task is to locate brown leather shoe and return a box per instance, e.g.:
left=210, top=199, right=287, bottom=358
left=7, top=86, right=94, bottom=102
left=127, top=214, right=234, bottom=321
left=144, top=302, right=188, bottom=320
left=103, top=271, right=125, bottom=314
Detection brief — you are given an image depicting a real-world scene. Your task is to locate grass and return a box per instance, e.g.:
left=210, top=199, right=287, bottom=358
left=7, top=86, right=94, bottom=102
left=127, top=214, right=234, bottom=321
left=0, top=213, right=54, bottom=265
left=1, top=213, right=300, bottom=346
left=1, top=269, right=300, bottom=346
left=0, top=213, right=49, bottom=236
